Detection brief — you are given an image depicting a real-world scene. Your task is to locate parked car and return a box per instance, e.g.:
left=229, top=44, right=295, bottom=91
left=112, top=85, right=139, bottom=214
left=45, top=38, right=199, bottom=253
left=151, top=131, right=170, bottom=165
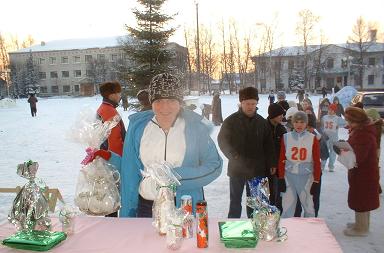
left=351, top=91, right=384, bottom=118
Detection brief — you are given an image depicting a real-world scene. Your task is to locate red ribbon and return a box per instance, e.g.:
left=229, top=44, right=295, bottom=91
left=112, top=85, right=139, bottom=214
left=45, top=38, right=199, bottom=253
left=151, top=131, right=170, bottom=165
left=81, top=147, right=96, bottom=165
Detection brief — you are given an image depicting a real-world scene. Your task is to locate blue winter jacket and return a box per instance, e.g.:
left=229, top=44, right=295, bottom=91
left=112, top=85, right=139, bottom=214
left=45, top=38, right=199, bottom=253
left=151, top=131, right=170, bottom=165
left=109, top=109, right=223, bottom=217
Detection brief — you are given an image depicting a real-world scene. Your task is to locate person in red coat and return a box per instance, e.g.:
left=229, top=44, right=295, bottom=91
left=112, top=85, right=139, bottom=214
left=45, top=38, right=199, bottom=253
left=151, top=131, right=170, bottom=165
left=97, top=81, right=126, bottom=217
left=343, top=107, right=380, bottom=236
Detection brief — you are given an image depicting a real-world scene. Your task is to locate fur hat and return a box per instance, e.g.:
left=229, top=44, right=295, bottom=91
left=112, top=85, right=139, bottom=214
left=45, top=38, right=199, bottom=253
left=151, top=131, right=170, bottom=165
left=286, top=107, right=299, bottom=119
left=292, top=111, right=308, bottom=124
left=345, top=107, right=369, bottom=124
left=277, top=91, right=286, bottom=100
left=148, top=73, right=183, bottom=104
left=99, top=81, right=122, bottom=98
left=239, top=87, right=258, bottom=102
left=328, top=103, right=338, bottom=112
left=268, top=103, right=285, bottom=119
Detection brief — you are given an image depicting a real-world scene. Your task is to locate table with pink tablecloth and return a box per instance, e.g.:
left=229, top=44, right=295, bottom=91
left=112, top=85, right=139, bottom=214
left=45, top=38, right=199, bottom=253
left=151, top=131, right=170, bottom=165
left=0, top=217, right=342, bottom=253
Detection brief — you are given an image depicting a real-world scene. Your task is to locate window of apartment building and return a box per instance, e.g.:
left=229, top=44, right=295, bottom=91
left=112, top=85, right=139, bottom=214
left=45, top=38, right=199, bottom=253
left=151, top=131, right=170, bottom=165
left=274, top=61, right=281, bottom=70
left=74, top=85, right=80, bottom=92
left=97, top=54, right=105, bottom=61
left=49, top=57, right=56, bottom=65
left=85, top=55, right=93, bottom=63
left=368, top=75, right=375, bottom=85
left=62, top=71, right=69, bottom=78
left=86, top=69, right=92, bottom=77
left=39, top=72, right=46, bottom=79
left=111, top=54, right=118, bottom=62
left=326, top=58, right=334, bottom=69
left=74, top=70, right=81, bottom=77
left=39, top=86, right=48, bottom=93
left=61, top=56, right=69, bottom=64
left=74, top=56, right=81, bottom=63
left=50, top=71, right=58, bottom=78
left=288, top=60, right=294, bottom=70
left=38, top=58, right=45, bottom=65
left=63, top=85, right=71, bottom=92
left=51, top=86, right=59, bottom=93
left=368, top=57, right=376, bottom=66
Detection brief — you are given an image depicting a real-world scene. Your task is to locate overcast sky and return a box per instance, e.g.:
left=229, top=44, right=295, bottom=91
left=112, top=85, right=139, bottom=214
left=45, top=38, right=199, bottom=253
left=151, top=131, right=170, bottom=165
left=0, top=0, right=383, bottom=47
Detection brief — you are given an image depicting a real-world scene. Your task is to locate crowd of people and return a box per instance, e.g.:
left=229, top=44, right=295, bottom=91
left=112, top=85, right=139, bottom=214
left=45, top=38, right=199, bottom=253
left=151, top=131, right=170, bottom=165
left=88, top=74, right=381, bottom=238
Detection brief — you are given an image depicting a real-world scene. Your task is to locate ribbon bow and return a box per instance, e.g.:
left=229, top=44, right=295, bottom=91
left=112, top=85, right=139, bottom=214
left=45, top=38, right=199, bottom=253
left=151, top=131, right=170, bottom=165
left=81, top=147, right=96, bottom=165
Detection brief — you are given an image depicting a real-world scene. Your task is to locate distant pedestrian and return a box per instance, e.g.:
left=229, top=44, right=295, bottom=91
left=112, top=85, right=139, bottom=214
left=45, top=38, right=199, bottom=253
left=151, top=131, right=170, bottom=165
left=276, top=91, right=290, bottom=112
left=321, top=87, right=327, bottom=98
left=137, top=89, right=151, bottom=111
left=268, top=90, right=275, bottom=104
left=27, top=94, right=38, bottom=117
left=332, top=96, right=345, bottom=117
left=334, top=84, right=340, bottom=94
left=296, top=89, right=305, bottom=103
left=211, top=92, right=223, bottom=126
left=121, top=92, right=129, bottom=111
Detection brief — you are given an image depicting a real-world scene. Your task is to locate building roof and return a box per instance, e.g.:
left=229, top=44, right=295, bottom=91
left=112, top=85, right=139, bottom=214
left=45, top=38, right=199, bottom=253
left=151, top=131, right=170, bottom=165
left=10, top=36, right=131, bottom=53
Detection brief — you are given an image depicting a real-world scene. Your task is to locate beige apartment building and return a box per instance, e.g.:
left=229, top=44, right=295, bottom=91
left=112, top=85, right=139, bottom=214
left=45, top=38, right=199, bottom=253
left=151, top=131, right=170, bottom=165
left=9, top=36, right=187, bottom=96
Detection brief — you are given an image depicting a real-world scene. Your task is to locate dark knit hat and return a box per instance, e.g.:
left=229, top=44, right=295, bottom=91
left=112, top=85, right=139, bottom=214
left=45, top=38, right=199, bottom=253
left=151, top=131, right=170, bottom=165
left=99, top=81, right=122, bottom=98
left=268, top=103, right=285, bottom=119
left=292, top=111, right=308, bottom=124
left=307, top=113, right=317, bottom=128
left=239, top=87, right=259, bottom=102
left=345, top=106, right=369, bottom=124
left=149, top=73, right=183, bottom=104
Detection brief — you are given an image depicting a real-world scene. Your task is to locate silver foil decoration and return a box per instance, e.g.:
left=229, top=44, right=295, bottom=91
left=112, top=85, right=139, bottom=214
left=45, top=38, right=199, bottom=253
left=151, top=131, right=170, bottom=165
left=8, top=161, right=52, bottom=232
left=59, top=205, right=77, bottom=235
left=247, top=177, right=287, bottom=242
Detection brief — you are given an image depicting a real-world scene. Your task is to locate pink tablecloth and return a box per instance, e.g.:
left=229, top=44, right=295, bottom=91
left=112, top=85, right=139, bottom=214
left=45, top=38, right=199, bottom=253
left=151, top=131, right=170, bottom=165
left=0, top=217, right=342, bottom=253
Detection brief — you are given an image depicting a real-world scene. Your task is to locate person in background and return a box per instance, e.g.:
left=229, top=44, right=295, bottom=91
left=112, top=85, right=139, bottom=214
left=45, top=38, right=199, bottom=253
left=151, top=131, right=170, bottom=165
left=318, top=98, right=331, bottom=121
left=321, top=87, right=327, bottom=98
left=268, top=90, right=275, bottom=104
left=321, top=103, right=346, bottom=172
left=278, top=111, right=321, bottom=218
left=97, top=81, right=126, bottom=217
left=342, top=107, right=379, bottom=236
left=211, top=92, right=223, bottom=126
left=93, top=73, right=222, bottom=217
left=303, top=93, right=312, bottom=106
left=267, top=103, right=287, bottom=212
left=121, top=91, right=129, bottom=111
left=27, top=94, right=38, bottom=117
left=284, top=107, right=299, bottom=132
left=218, top=87, right=276, bottom=218
left=352, top=102, right=364, bottom=109
left=276, top=91, right=290, bottom=112
left=333, top=96, right=345, bottom=117
left=137, top=89, right=152, bottom=111
left=296, top=89, right=305, bottom=104
left=334, top=84, right=340, bottom=94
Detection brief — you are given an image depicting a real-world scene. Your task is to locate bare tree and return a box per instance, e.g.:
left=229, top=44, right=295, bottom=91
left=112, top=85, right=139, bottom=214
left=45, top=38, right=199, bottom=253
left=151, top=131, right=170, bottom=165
left=295, top=9, right=320, bottom=89
left=183, top=26, right=193, bottom=93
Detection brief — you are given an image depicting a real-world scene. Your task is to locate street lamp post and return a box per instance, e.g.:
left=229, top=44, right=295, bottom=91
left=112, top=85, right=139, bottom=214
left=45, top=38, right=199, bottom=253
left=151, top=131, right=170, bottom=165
left=195, top=0, right=201, bottom=94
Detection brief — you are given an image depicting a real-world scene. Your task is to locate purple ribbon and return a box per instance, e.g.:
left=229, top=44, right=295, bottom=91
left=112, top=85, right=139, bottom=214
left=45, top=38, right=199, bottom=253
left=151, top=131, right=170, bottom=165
left=81, top=147, right=96, bottom=165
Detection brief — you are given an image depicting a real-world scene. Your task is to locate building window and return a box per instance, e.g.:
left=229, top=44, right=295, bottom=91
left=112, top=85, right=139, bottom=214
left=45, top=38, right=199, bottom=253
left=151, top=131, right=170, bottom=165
left=74, top=70, right=81, bottom=77
left=368, top=57, right=376, bottom=66
left=97, top=54, right=105, bottom=61
left=62, top=71, right=69, bottom=78
left=326, top=58, right=334, bottom=69
left=38, top=58, right=45, bottom=65
left=288, top=60, right=294, bottom=70
left=40, top=86, right=47, bottom=93
left=85, top=55, right=93, bottom=63
left=86, top=69, right=92, bottom=77
left=39, top=72, right=46, bottom=79
left=111, top=54, right=118, bottom=62
left=63, top=85, right=71, bottom=92
left=49, top=57, right=56, bottom=65
left=74, top=56, right=81, bottom=63
left=50, top=71, right=58, bottom=78
left=51, top=85, right=59, bottom=93
left=368, top=75, right=375, bottom=85
left=61, top=56, right=69, bottom=64
left=74, top=85, right=80, bottom=92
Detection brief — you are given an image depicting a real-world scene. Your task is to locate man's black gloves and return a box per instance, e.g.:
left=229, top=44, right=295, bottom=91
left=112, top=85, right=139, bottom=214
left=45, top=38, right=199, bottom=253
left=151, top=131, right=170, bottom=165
left=310, top=182, right=320, bottom=195
left=278, top=178, right=287, bottom=193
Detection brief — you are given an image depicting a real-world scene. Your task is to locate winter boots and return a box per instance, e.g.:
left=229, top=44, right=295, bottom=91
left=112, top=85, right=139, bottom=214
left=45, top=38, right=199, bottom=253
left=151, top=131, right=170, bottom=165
left=344, top=212, right=370, bottom=237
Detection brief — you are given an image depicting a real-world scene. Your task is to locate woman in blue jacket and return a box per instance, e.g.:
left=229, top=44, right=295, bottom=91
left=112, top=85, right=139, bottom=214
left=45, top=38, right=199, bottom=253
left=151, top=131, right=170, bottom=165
left=96, top=73, right=222, bottom=217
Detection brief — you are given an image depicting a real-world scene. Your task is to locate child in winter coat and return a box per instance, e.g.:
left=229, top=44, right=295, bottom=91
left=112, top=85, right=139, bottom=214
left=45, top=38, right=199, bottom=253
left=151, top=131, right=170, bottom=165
left=278, top=111, right=321, bottom=218
left=321, top=103, right=346, bottom=172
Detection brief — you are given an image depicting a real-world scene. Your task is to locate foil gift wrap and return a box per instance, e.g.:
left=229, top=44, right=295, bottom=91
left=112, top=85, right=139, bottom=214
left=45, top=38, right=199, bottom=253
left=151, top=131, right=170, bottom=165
left=145, top=162, right=181, bottom=235
left=2, top=230, right=67, bottom=251
left=218, top=220, right=258, bottom=248
left=59, top=205, right=77, bottom=235
left=8, top=161, right=52, bottom=232
left=247, top=177, right=287, bottom=242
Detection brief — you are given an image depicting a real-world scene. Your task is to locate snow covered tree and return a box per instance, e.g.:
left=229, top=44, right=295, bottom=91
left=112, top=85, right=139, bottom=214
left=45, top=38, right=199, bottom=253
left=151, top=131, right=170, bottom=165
left=24, top=51, right=39, bottom=94
left=121, top=0, right=176, bottom=97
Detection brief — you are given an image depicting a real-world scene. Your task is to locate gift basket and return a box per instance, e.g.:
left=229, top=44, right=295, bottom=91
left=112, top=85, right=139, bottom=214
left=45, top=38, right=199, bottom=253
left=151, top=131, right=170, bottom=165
left=3, top=161, right=67, bottom=251
left=71, top=109, right=121, bottom=216
left=246, top=177, right=287, bottom=242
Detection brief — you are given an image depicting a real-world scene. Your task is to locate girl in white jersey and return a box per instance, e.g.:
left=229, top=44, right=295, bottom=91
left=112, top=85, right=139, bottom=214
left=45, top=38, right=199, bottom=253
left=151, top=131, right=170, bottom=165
left=278, top=111, right=321, bottom=218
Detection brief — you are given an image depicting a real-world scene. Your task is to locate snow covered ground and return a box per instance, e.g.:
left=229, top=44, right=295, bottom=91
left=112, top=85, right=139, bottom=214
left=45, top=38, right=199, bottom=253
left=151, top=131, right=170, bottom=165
left=0, top=93, right=383, bottom=252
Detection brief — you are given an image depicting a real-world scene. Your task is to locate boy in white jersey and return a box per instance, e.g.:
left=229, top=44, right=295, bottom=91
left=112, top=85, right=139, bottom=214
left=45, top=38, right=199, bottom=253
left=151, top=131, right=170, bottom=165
left=278, top=111, right=321, bottom=218
left=321, top=103, right=346, bottom=172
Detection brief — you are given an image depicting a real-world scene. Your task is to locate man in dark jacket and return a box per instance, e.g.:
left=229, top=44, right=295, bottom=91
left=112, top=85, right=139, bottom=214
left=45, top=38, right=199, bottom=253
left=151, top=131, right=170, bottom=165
left=267, top=103, right=287, bottom=212
left=218, top=87, right=276, bottom=218
left=27, top=94, right=38, bottom=117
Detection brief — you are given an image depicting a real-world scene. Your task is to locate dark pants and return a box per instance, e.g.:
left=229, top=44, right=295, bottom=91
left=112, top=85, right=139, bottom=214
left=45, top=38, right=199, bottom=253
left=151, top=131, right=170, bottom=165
left=30, top=107, right=37, bottom=117
left=137, top=195, right=154, bottom=218
left=268, top=175, right=282, bottom=213
left=228, top=177, right=253, bottom=218
left=294, top=175, right=322, bottom=217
